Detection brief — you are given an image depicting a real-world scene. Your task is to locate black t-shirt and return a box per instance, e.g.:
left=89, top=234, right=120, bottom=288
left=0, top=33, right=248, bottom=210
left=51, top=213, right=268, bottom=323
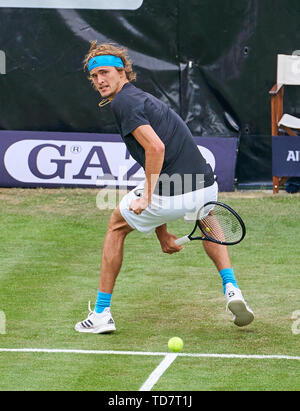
left=111, top=82, right=214, bottom=195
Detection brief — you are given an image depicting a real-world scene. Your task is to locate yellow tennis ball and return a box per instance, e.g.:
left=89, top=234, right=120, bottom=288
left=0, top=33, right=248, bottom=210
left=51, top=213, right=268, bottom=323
left=168, top=337, right=184, bottom=352
left=205, top=227, right=211, bottom=232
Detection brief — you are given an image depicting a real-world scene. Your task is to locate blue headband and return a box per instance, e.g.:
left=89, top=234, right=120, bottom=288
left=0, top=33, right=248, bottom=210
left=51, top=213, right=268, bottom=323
left=88, top=55, right=124, bottom=72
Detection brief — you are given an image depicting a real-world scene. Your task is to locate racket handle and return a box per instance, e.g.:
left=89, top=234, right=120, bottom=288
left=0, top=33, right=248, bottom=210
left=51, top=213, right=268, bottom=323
left=175, top=236, right=190, bottom=246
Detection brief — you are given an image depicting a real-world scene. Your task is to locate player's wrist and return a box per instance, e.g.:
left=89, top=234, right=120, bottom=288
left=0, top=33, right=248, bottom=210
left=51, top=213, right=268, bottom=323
left=141, top=195, right=151, bottom=206
left=155, top=225, right=169, bottom=243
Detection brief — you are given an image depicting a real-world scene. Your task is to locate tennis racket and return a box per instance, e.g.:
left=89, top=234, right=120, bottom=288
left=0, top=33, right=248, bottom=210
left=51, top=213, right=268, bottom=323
left=175, top=201, right=246, bottom=246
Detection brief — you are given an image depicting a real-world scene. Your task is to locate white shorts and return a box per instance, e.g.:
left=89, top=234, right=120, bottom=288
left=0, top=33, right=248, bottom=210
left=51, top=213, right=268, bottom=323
left=119, top=181, right=218, bottom=234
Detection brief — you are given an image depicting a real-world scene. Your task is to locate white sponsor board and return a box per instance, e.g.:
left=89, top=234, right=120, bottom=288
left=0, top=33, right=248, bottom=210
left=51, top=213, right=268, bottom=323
left=3, top=138, right=215, bottom=188
left=4, top=139, right=143, bottom=186
left=0, top=0, right=143, bottom=10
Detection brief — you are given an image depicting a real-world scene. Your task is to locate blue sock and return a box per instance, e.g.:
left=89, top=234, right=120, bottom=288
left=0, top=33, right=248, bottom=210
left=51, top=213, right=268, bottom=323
left=95, top=290, right=112, bottom=314
left=219, top=268, right=239, bottom=294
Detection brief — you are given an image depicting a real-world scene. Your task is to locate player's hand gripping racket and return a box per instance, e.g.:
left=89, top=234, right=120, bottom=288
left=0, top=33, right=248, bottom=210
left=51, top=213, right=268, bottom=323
left=175, top=201, right=246, bottom=246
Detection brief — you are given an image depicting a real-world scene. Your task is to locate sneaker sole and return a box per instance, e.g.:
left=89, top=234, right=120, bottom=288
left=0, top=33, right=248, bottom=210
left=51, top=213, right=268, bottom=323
left=227, top=299, right=254, bottom=327
left=75, top=324, right=116, bottom=334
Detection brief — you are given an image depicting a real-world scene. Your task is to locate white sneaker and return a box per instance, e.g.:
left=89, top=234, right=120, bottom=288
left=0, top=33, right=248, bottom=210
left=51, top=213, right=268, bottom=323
left=75, top=302, right=116, bottom=334
left=225, top=283, right=254, bottom=327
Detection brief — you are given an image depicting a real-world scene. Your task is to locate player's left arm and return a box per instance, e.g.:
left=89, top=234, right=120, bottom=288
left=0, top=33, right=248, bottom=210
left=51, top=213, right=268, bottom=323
left=130, top=124, right=165, bottom=214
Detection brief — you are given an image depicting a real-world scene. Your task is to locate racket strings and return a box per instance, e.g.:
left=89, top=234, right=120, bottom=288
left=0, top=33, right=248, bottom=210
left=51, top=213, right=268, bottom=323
left=199, top=205, right=243, bottom=243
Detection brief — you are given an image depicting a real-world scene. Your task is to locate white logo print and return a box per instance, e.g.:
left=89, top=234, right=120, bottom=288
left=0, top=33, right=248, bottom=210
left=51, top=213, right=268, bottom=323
left=0, top=50, right=5, bottom=75
left=0, top=0, right=143, bottom=10
left=4, top=139, right=145, bottom=186
left=291, top=310, right=300, bottom=335
left=0, top=311, right=6, bottom=334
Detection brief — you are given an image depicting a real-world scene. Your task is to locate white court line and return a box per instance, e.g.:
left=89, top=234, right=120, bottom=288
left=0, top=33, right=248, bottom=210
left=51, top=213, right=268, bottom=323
left=1, top=348, right=299, bottom=392
left=139, top=353, right=178, bottom=391
left=0, top=348, right=299, bottom=360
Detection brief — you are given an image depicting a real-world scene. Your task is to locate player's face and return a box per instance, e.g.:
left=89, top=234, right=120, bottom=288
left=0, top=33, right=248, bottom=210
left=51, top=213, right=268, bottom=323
left=90, top=66, right=126, bottom=100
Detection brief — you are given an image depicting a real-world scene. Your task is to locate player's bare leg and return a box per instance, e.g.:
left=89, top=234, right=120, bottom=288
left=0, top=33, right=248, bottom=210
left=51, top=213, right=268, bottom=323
left=75, top=206, right=133, bottom=334
left=99, top=206, right=134, bottom=293
left=202, top=240, right=231, bottom=272
left=202, top=240, right=254, bottom=327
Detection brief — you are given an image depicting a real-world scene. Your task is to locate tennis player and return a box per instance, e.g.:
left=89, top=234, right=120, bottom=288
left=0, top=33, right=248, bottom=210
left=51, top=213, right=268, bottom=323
left=75, top=42, right=254, bottom=333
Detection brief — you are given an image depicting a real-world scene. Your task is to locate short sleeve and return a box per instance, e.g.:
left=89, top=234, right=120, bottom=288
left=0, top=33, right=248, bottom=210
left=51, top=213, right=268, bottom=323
left=112, top=93, right=150, bottom=137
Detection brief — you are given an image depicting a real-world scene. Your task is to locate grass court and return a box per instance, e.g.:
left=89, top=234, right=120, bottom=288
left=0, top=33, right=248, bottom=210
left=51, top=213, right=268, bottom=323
left=0, top=188, right=299, bottom=391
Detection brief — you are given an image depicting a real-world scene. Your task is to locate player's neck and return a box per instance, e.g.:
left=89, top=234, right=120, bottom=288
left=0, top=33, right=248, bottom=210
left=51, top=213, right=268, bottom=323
left=109, top=80, right=129, bottom=101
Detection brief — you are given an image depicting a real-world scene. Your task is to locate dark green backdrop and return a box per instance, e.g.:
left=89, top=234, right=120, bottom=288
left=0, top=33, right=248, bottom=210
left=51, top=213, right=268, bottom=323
left=1, top=0, right=300, bottom=185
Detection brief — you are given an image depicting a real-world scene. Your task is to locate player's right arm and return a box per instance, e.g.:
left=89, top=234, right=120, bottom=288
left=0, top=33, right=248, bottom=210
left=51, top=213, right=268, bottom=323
left=129, top=124, right=165, bottom=214
left=155, top=224, right=183, bottom=254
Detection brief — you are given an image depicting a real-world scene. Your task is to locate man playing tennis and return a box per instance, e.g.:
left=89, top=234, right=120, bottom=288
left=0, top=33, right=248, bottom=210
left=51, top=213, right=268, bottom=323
left=75, top=42, right=254, bottom=334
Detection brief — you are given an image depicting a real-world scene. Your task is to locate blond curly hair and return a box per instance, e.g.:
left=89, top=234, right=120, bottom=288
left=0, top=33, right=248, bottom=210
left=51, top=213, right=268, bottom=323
left=83, top=41, right=137, bottom=86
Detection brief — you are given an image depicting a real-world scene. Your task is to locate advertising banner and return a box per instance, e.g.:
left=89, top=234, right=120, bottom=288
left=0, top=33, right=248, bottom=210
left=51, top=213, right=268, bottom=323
left=0, top=131, right=238, bottom=191
left=272, top=136, right=300, bottom=177
left=0, top=0, right=143, bottom=9
left=2, top=1, right=300, bottom=185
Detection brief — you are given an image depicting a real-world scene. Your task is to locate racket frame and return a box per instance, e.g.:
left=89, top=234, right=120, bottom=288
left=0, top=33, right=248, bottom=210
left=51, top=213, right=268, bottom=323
left=176, top=201, right=246, bottom=246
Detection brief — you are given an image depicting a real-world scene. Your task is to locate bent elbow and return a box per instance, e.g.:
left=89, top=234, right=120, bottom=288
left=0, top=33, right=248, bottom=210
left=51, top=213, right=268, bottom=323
left=154, top=142, right=165, bottom=155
